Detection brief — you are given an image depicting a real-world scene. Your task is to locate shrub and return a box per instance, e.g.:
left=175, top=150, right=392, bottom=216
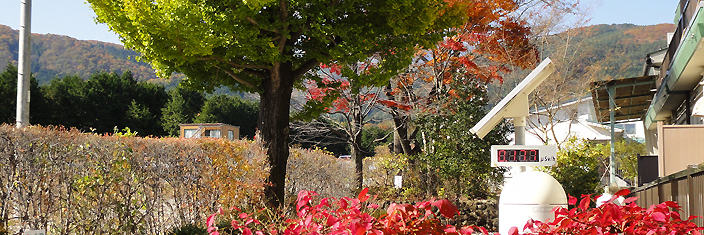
left=168, top=224, right=208, bottom=235
left=541, top=137, right=603, bottom=197
left=522, top=189, right=704, bottom=235
left=206, top=188, right=489, bottom=235
left=286, top=148, right=355, bottom=199
left=362, top=146, right=417, bottom=201
left=0, top=124, right=267, bottom=234
left=205, top=188, right=704, bottom=235
left=0, top=124, right=360, bottom=234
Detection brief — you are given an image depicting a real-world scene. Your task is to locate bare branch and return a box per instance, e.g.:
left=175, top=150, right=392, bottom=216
left=226, top=62, right=270, bottom=70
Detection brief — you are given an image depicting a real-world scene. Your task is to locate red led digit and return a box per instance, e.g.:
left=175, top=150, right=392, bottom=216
left=496, top=148, right=546, bottom=163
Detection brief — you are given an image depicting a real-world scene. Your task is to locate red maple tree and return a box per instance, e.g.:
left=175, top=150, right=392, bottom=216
left=294, top=55, right=391, bottom=190
left=383, top=0, right=539, bottom=155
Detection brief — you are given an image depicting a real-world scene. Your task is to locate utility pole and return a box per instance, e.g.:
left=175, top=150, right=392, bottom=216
left=608, top=85, right=617, bottom=187
left=16, top=0, right=31, bottom=128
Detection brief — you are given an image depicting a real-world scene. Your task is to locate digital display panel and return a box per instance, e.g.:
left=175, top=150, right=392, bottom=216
left=496, top=149, right=539, bottom=162
left=490, top=145, right=557, bottom=167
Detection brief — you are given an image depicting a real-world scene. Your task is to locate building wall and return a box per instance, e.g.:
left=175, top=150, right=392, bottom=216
left=221, top=125, right=240, bottom=140
left=180, top=126, right=190, bottom=138
left=179, top=123, right=240, bottom=140
left=658, top=124, right=704, bottom=176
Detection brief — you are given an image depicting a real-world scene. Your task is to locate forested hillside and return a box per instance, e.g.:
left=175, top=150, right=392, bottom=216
left=0, top=24, right=167, bottom=85
left=489, top=23, right=675, bottom=104
left=568, top=23, right=674, bottom=79
left=0, top=23, right=675, bottom=90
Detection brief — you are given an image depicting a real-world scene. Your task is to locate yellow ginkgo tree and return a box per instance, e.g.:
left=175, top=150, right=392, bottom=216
left=88, top=0, right=481, bottom=207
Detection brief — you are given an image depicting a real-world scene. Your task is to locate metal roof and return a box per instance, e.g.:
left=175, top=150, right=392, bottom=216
left=179, top=123, right=239, bottom=128
left=591, top=75, right=657, bottom=124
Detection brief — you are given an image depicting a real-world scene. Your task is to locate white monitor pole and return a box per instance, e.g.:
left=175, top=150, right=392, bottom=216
left=514, top=116, right=527, bottom=172
left=470, top=57, right=553, bottom=172
left=514, top=116, right=525, bottom=145
left=508, top=95, right=529, bottom=172
left=16, top=0, right=32, bottom=128
left=470, top=58, right=566, bottom=234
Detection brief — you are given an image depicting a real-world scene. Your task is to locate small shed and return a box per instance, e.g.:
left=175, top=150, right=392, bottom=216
left=179, top=123, right=240, bottom=140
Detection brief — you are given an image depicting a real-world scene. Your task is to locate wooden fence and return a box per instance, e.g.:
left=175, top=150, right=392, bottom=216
left=630, top=165, right=704, bottom=226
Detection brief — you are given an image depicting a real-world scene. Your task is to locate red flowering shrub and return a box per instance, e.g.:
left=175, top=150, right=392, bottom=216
left=206, top=188, right=488, bottom=235
left=207, top=188, right=704, bottom=235
left=522, top=189, right=703, bottom=235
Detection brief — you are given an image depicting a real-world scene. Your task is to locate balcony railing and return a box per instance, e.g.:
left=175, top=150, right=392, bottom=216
left=658, top=0, right=701, bottom=89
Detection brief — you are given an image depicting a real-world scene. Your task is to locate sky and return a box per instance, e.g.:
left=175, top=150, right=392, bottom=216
left=0, top=0, right=682, bottom=45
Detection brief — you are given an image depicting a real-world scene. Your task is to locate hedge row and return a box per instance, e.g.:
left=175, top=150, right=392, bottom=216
left=0, top=125, right=268, bottom=235
left=0, top=125, right=503, bottom=234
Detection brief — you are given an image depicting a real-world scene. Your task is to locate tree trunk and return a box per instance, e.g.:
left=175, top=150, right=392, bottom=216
left=385, top=83, right=414, bottom=155
left=260, top=64, right=295, bottom=207
left=393, top=130, right=402, bottom=154
left=392, top=115, right=414, bottom=155
left=351, top=132, right=364, bottom=190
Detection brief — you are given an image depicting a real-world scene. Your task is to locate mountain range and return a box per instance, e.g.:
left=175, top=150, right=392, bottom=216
left=563, top=23, right=674, bottom=79
left=0, top=24, right=173, bottom=86
left=0, top=23, right=676, bottom=89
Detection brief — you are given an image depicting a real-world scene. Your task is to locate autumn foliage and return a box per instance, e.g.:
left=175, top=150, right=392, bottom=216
left=0, top=25, right=160, bottom=84
left=206, top=188, right=489, bottom=235
left=523, top=189, right=703, bottom=235
left=431, top=0, right=537, bottom=84
left=0, top=124, right=364, bottom=234
left=0, top=125, right=268, bottom=234
left=303, top=0, right=540, bottom=117
left=411, top=0, right=537, bottom=88
left=206, top=188, right=704, bottom=235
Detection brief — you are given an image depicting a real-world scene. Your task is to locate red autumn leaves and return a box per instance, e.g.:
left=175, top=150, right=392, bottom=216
left=207, top=189, right=703, bottom=235
left=207, top=188, right=484, bottom=235
left=523, top=189, right=703, bottom=235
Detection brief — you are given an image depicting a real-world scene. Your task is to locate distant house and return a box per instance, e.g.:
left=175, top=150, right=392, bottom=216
left=510, top=97, right=643, bottom=146
left=179, top=123, right=240, bottom=140
left=506, top=96, right=643, bottom=187
left=338, top=155, right=352, bottom=160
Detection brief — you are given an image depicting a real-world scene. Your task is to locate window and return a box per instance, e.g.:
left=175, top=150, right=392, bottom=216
left=184, top=129, right=196, bottom=138
left=228, top=130, right=234, bottom=140
left=204, top=129, right=221, bottom=138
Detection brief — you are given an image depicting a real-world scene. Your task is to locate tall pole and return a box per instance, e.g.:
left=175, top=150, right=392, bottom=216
left=514, top=116, right=527, bottom=172
left=608, top=85, right=616, bottom=187
left=16, top=0, right=32, bottom=128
